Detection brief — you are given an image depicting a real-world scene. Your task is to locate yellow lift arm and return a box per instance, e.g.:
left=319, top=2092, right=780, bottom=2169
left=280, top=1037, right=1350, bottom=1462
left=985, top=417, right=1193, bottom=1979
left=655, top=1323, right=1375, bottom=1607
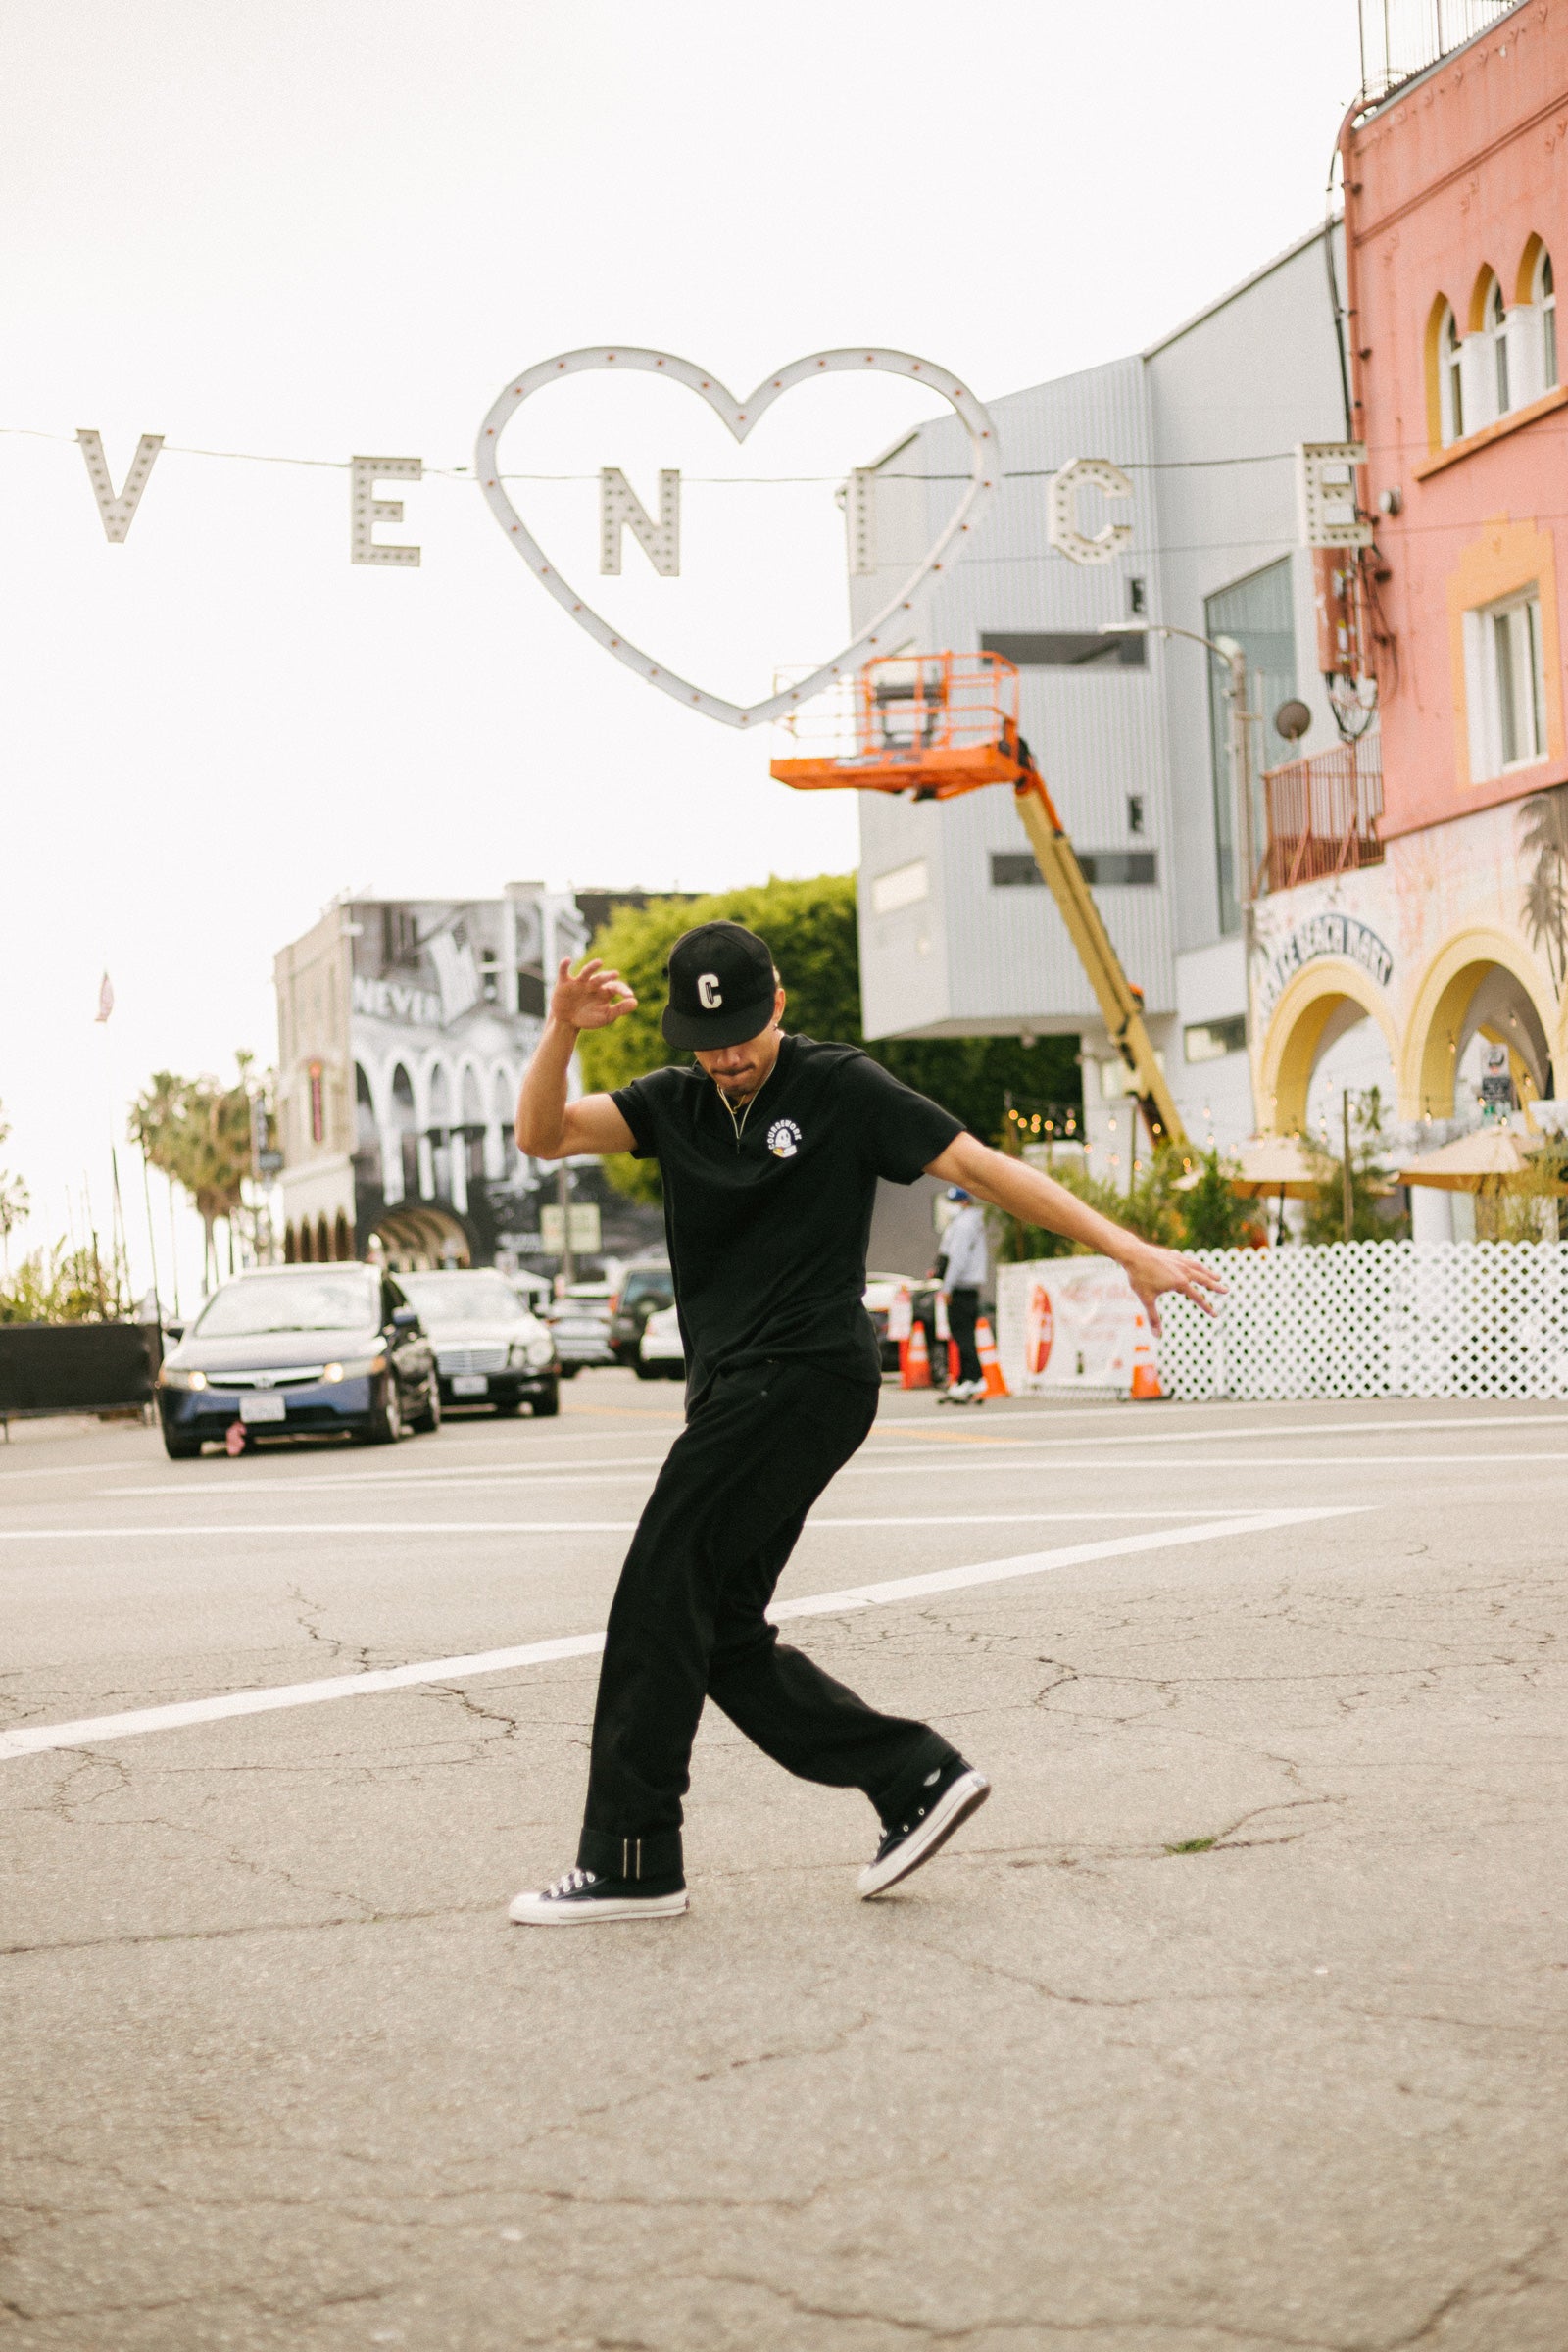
left=1009, top=760, right=1186, bottom=1151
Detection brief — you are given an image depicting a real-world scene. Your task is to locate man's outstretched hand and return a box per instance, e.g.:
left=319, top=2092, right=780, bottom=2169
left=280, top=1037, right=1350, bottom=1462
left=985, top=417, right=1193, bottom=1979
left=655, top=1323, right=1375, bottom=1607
left=550, top=957, right=638, bottom=1032
left=1118, top=1241, right=1227, bottom=1335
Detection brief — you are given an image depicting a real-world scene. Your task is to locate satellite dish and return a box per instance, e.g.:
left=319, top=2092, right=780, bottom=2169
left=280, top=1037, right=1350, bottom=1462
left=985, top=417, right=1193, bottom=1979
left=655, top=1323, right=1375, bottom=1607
left=1274, top=698, right=1312, bottom=743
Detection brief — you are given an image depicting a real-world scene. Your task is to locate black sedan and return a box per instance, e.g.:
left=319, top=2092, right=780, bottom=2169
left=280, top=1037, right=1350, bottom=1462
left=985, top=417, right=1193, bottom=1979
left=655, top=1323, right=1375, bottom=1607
left=398, top=1270, right=561, bottom=1417
left=157, top=1265, right=439, bottom=1459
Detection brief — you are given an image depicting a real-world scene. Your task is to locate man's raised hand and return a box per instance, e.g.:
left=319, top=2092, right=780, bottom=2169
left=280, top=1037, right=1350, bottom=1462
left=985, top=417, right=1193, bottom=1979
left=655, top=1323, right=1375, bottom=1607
left=551, top=957, right=638, bottom=1032
left=1119, top=1242, right=1227, bottom=1337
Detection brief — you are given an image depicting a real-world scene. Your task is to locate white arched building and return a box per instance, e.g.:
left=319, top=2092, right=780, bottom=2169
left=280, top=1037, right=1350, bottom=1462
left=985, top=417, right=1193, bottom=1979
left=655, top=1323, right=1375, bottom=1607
left=273, top=886, right=589, bottom=1270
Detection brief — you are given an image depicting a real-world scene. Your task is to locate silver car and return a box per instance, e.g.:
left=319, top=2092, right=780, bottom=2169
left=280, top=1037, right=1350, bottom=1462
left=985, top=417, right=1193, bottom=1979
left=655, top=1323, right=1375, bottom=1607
left=546, top=1281, right=617, bottom=1378
left=398, top=1270, right=561, bottom=1417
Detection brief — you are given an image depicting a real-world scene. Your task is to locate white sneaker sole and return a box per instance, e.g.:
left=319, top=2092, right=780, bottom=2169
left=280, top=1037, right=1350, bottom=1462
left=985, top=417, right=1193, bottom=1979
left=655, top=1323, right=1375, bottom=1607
left=858, top=1770, right=991, bottom=1897
left=508, top=1888, right=689, bottom=1925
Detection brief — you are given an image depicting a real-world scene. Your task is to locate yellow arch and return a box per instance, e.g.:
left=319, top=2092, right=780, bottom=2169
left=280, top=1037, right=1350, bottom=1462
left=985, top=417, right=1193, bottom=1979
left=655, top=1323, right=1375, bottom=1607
left=1401, top=925, right=1564, bottom=1119
left=1256, top=958, right=1400, bottom=1135
left=1515, top=232, right=1547, bottom=308
left=1423, top=291, right=1453, bottom=451
left=1467, top=262, right=1501, bottom=335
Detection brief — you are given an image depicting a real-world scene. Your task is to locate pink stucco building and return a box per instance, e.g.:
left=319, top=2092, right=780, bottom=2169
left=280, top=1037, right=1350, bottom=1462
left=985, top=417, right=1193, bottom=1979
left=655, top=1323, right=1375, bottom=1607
left=1253, top=0, right=1567, bottom=1218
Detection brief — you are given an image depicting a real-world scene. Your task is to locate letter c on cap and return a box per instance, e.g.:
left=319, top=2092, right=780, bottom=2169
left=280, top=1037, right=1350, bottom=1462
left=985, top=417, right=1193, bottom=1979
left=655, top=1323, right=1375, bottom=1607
left=697, top=972, right=722, bottom=1009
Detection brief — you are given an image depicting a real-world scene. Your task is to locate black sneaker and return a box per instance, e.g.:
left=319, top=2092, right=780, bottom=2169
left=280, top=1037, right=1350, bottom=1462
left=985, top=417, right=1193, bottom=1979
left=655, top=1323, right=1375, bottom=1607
left=858, top=1758, right=990, bottom=1897
left=508, top=1866, right=688, bottom=1925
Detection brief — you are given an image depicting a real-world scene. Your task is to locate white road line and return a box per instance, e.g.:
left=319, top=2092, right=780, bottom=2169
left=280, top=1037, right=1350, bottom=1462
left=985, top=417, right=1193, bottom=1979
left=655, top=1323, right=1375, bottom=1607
left=55, top=1448, right=1568, bottom=1518
left=880, top=1411, right=1568, bottom=1450
left=0, top=1508, right=1272, bottom=1544
left=94, top=1416, right=1568, bottom=1498
left=0, top=1507, right=1364, bottom=1762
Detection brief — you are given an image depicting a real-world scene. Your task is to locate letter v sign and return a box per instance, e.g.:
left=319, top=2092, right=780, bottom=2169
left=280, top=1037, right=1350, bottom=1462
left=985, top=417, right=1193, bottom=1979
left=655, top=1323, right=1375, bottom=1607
left=76, top=429, right=164, bottom=543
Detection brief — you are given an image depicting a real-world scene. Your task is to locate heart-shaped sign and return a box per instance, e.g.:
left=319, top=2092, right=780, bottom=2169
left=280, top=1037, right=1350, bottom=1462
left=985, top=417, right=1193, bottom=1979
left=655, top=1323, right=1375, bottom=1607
left=474, top=346, right=1001, bottom=729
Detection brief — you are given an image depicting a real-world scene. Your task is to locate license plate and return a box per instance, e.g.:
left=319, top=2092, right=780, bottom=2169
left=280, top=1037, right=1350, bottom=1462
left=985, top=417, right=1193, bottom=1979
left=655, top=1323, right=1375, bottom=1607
left=239, top=1393, right=287, bottom=1424
left=451, top=1373, right=489, bottom=1396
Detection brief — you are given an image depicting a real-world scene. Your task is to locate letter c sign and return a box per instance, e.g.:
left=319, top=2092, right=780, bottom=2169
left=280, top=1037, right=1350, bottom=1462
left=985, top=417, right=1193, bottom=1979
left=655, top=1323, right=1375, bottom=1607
left=697, top=972, right=722, bottom=1009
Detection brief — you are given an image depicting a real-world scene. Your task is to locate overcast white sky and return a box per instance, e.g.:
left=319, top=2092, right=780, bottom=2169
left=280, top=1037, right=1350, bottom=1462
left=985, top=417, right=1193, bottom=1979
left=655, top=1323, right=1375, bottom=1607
left=1, top=0, right=1365, bottom=1298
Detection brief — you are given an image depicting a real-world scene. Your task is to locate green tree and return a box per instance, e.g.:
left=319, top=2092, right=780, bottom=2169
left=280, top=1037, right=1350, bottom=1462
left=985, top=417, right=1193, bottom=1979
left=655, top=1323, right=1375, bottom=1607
left=1301, top=1088, right=1410, bottom=1244
left=0, top=1240, right=122, bottom=1324
left=130, top=1056, right=258, bottom=1286
left=1179, top=1150, right=1263, bottom=1250
left=576, top=877, right=1080, bottom=1203
left=986, top=1132, right=1190, bottom=1265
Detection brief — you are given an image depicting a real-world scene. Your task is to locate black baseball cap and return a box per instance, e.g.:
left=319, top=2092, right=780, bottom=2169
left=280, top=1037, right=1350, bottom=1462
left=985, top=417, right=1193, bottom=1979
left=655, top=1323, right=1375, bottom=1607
left=662, top=921, right=778, bottom=1050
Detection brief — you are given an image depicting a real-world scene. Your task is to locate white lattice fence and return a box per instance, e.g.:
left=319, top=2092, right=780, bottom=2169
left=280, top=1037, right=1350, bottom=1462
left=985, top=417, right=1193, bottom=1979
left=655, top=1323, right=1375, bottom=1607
left=1154, top=1242, right=1568, bottom=1400
left=997, top=1244, right=1568, bottom=1400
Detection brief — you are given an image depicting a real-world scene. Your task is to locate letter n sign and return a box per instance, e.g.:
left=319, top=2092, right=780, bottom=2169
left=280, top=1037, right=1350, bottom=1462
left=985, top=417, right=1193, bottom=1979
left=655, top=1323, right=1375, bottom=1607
left=599, top=468, right=680, bottom=575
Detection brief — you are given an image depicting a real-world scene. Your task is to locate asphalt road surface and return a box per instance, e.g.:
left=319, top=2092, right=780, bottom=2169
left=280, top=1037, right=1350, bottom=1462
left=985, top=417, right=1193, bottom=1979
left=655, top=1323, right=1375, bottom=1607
left=3, top=1377, right=1566, bottom=2352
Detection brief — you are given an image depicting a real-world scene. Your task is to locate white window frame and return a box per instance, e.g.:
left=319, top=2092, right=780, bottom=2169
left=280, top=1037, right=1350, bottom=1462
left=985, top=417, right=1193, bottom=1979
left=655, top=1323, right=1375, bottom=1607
left=1464, top=585, right=1547, bottom=782
left=1439, top=304, right=1464, bottom=444
left=1538, top=246, right=1557, bottom=391
left=1487, top=276, right=1511, bottom=417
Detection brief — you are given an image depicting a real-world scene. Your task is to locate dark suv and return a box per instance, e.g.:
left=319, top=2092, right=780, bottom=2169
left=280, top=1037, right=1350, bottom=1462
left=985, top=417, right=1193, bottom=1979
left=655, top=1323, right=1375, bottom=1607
left=609, top=1261, right=674, bottom=1366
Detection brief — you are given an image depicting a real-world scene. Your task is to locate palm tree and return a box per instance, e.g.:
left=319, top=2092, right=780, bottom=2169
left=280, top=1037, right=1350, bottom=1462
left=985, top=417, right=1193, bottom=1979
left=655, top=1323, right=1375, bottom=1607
left=1519, top=784, right=1568, bottom=990
left=130, top=1056, right=257, bottom=1290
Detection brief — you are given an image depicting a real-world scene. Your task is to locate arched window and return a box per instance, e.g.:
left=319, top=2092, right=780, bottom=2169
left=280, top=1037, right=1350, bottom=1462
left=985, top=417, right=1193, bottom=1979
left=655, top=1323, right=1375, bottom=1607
left=1437, top=302, right=1463, bottom=444
left=493, top=1067, right=518, bottom=1179
left=353, top=1063, right=380, bottom=1190
left=426, top=1064, right=453, bottom=1200
left=316, top=1214, right=331, bottom=1263
left=1487, top=275, right=1510, bottom=415
left=390, top=1063, right=417, bottom=1200
left=333, top=1209, right=352, bottom=1261
left=1540, top=248, right=1557, bottom=388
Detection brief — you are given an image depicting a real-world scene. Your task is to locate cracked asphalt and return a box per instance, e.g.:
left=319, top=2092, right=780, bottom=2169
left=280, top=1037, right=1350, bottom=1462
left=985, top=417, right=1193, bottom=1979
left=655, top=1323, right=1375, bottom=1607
left=2, top=1379, right=1565, bottom=2351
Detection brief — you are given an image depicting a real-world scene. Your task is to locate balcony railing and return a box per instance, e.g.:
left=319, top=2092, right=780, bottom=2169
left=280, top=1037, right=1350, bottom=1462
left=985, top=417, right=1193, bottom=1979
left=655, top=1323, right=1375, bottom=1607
left=1357, top=0, right=1517, bottom=105
left=1259, top=732, right=1384, bottom=897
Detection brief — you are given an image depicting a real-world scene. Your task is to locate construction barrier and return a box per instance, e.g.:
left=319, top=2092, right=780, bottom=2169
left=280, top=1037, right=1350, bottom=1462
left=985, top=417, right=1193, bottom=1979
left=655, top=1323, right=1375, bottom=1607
left=998, top=1259, right=1148, bottom=1398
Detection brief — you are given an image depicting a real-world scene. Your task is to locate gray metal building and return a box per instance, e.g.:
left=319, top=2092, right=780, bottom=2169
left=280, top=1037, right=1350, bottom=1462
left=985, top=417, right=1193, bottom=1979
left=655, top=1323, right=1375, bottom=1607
left=847, top=225, right=1351, bottom=1175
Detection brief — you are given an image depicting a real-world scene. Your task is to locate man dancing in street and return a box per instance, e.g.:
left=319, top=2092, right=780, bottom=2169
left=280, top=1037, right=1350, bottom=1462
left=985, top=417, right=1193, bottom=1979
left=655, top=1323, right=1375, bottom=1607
left=510, top=921, right=1221, bottom=1924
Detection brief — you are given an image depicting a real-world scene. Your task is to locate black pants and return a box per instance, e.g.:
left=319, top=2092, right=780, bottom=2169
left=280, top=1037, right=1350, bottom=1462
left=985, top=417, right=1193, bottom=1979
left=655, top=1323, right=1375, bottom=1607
left=577, top=1357, right=954, bottom=1883
left=948, top=1287, right=983, bottom=1386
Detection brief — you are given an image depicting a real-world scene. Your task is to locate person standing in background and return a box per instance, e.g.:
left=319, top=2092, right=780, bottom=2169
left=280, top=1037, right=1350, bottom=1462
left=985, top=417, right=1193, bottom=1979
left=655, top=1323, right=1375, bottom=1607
left=935, top=1186, right=989, bottom=1403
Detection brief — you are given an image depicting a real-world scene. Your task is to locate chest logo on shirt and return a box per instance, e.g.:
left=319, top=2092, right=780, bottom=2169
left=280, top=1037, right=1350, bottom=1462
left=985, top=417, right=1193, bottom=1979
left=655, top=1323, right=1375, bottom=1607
left=766, top=1117, right=803, bottom=1159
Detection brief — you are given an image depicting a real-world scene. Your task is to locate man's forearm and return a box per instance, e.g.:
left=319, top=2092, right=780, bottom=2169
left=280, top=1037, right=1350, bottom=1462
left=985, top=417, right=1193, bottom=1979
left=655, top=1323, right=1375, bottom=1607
left=947, top=1141, right=1139, bottom=1266
left=514, top=1018, right=578, bottom=1156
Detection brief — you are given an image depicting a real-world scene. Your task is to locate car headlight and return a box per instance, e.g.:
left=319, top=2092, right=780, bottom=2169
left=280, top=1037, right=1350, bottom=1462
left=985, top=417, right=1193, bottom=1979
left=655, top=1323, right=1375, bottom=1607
left=158, top=1365, right=208, bottom=1391
left=525, top=1336, right=555, bottom=1367
left=322, top=1352, right=387, bottom=1382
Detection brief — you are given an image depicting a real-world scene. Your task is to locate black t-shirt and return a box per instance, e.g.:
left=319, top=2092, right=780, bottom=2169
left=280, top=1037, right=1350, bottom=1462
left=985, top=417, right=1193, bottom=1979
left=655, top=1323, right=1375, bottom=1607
left=612, top=1035, right=962, bottom=1402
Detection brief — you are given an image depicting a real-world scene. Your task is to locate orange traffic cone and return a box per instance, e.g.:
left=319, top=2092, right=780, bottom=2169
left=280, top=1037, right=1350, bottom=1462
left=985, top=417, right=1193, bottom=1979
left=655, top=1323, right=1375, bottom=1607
left=902, top=1320, right=932, bottom=1389
left=975, top=1317, right=1009, bottom=1398
left=1129, top=1310, right=1162, bottom=1400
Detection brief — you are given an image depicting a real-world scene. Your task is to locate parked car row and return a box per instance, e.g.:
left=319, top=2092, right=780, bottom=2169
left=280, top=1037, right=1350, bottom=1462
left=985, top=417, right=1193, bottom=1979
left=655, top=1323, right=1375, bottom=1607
left=157, top=1254, right=929, bottom=1458
left=155, top=1264, right=561, bottom=1459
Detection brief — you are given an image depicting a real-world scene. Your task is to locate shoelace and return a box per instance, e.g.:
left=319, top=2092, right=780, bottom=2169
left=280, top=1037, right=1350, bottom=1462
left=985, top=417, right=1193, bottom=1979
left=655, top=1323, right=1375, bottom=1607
left=545, top=1868, right=599, bottom=1899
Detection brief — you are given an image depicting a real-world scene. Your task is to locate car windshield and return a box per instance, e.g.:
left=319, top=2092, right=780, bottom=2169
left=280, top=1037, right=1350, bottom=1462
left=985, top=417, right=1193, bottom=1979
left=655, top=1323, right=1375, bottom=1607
left=399, top=1274, right=524, bottom=1329
left=622, top=1270, right=673, bottom=1307
left=194, top=1272, right=378, bottom=1338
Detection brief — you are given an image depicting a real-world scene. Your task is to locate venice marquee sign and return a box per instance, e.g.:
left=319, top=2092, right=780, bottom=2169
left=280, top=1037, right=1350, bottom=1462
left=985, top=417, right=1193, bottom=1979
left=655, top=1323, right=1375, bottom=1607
left=1255, top=911, right=1395, bottom=1015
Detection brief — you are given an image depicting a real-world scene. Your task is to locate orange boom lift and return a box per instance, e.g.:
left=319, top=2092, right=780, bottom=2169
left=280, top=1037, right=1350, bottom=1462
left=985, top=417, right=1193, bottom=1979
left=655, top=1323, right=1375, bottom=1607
left=770, top=652, right=1186, bottom=1150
